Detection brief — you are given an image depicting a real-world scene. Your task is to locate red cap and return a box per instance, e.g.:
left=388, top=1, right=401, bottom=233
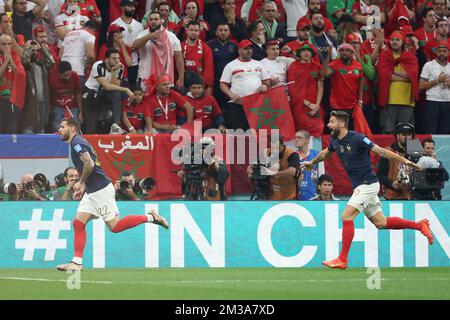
left=107, top=24, right=125, bottom=34
left=390, top=31, right=405, bottom=42
left=338, top=43, right=355, bottom=53
left=33, top=25, right=46, bottom=35
left=400, top=25, right=414, bottom=36
left=437, top=41, right=450, bottom=50
left=297, top=17, right=312, bottom=31
left=266, top=39, right=280, bottom=46
left=238, top=39, right=253, bottom=49
left=346, top=33, right=361, bottom=43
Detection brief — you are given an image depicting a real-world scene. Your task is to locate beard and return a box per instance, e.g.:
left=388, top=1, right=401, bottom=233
left=331, top=127, right=340, bottom=138
left=150, top=23, right=161, bottom=32
left=124, top=10, right=134, bottom=18
left=312, top=24, right=324, bottom=33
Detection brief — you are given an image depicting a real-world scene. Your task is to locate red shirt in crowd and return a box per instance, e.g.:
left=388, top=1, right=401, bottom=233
left=424, top=37, right=450, bottom=61
left=144, top=90, right=188, bottom=126
left=184, top=93, right=222, bottom=129
left=48, top=70, right=81, bottom=110
left=328, top=59, right=363, bottom=110
left=121, top=98, right=148, bottom=131
left=98, top=44, right=132, bottom=79
left=281, top=40, right=320, bottom=64
left=181, top=39, right=214, bottom=87
left=0, top=54, right=16, bottom=97
left=414, top=28, right=436, bottom=48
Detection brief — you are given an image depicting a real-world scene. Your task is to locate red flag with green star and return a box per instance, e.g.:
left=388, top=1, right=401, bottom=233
left=241, top=86, right=296, bottom=141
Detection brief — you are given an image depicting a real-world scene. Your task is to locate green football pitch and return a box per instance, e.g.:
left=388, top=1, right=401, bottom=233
left=0, top=267, right=449, bottom=300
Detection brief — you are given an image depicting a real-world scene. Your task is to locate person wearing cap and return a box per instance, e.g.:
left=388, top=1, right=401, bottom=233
left=132, top=11, right=184, bottom=90
left=98, top=24, right=132, bottom=82
left=84, top=48, right=134, bottom=133
left=347, top=32, right=377, bottom=131
left=247, top=20, right=267, bottom=60
left=12, top=0, right=47, bottom=41
left=377, top=122, right=415, bottom=200
left=310, top=11, right=338, bottom=63
left=414, top=7, right=438, bottom=48
left=143, top=73, right=193, bottom=133
left=21, top=30, right=55, bottom=133
left=282, top=0, right=308, bottom=42
left=258, top=1, right=287, bottom=44
left=59, top=20, right=98, bottom=87
left=377, top=31, right=419, bottom=134
left=400, top=25, right=419, bottom=52
left=110, top=0, right=144, bottom=87
left=54, top=0, right=89, bottom=47
left=287, top=43, right=324, bottom=137
left=322, top=42, right=364, bottom=128
left=220, top=38, right=271, bottom=130
left=419, top=41, right=450, bottom=133
left=261, top=38, right=294, bottom=86
left=424, top=18, right=450, bottom=61
left=280, top=17, right=319, bottom=63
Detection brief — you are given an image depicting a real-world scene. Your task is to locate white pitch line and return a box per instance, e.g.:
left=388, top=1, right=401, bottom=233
left=0, top=276, right=113, bottom=285
left=0, top=277, right=449, bottom=286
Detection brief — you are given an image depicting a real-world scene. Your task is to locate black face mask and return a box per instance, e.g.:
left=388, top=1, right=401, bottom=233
left=124, top=10, right=134, bottom=18
left=312, top=24, right=324, bottom=33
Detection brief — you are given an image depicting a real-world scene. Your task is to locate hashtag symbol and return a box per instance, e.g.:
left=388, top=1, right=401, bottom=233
left=16, top=209, right=71, bottom=261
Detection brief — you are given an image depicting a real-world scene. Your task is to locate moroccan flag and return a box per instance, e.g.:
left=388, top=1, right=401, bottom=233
left=85, top=134, right=156, bottom=185
left=241, top=86, right=296, bottom=141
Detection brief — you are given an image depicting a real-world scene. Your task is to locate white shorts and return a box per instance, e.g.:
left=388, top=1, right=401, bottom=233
left=347, top=182, right=382, bottom=218
left=77, top=183, right=119, bottom=222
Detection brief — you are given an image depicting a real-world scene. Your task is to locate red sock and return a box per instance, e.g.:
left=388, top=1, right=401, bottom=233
left=385, top=217, right=421, bottom=230
left=338, top=220, right=354, bottom=262
left=111, top=215, right=148, bottom=233
left=73, top=219, right=86, bottom=260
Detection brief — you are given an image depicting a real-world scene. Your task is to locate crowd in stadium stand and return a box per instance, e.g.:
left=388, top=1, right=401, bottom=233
left=0, top=0, right=449, bottom=201
left=0, top=0, right=449, bottom=135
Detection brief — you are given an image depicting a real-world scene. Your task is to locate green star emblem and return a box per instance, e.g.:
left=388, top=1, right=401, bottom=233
left=112, top=150, right=144, bottom=178
left=250, top=97, right=285, bottom=129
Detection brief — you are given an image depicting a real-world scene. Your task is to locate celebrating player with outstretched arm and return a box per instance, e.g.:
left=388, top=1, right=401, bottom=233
left=302, top=111, right=434, bottom=269
left=56, top=118, right=169, bottom=271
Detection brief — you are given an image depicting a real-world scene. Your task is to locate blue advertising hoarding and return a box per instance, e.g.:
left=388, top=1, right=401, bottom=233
left=0, top=201, right=449, bottom=268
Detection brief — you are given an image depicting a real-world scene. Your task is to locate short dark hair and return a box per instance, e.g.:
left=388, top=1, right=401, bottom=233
left=187, top=20, right=201, bottom=29
left=422, top=138, right=435, bottom=147
left=435, top=18, right=448, bottom=27
left=105, top=48, right=120, bottom=58
left=129, top=84, right=144, bottom=92
left=248, top=20, right=263, bottom=35
left=157, top=1, right=171, bottom=10
left=58, top=60, right=72, bottom=74
left=121, top=171, right=134, bottom=178
left=64, top=167, right=77, bottom=178
left=84, top=20, right=100, bottom=31
left=0, top=13, right=8, bottom=22
left=188, top=74, right=204, bottom=87
left=422, top=7, right=436, bottom=19
left=318, top=174, right=333, bottom=186
left=62, top=118, right=80, bottom=132
left=330, top=110, right=350, bottom=128
left=433, top=0, right=447, bottom=4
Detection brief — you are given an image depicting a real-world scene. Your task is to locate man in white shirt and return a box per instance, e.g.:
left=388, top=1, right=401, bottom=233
left=54, top=0, right=89, bottom=47
left=220, top=39, right=271, bottom=130
left=110, top=0, right=144, bottom=86
left=261, top=39, right=294, bottom=86
left=419, top=42, right=450, bottom=134
left=132, top=11, right=184, bottom=90
left=282, top=0, right=308, bottom=41
left=84, top=48, right=134, bottom=133
left=59, top=20, right=98, bottom=87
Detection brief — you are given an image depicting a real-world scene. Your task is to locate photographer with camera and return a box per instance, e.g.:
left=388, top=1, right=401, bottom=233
left=14, top=173, right=49, bottom=201
left=247, top=136, right=301, bottom=200
left=177, top=137, right=229, bottom=200
left=411, top=138, right=449, bottom=200
left=51, top=167, right=79, bottom=201
left=377, top=123, right=415, bottom=200
left=114, top=171, right=151, bottom=201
